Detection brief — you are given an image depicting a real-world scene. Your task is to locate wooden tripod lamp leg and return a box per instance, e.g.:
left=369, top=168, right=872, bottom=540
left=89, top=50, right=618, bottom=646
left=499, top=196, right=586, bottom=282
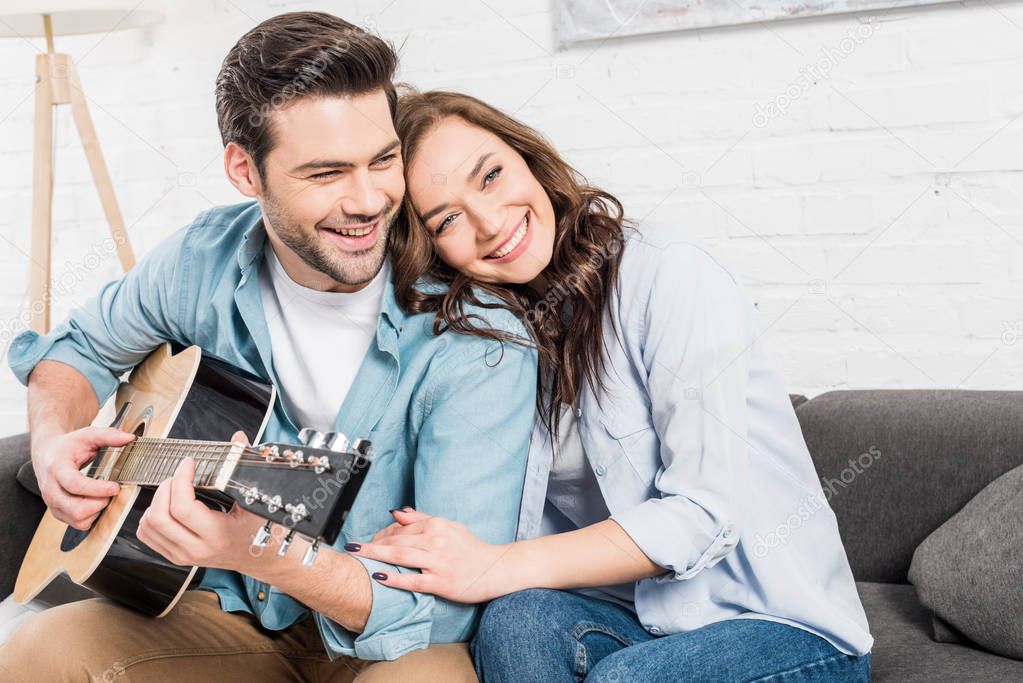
left=65, top=60, right=136, bottom=273
left=29, top=54, right=55, bottom=335
left=27, top=17, right=136, bottom=336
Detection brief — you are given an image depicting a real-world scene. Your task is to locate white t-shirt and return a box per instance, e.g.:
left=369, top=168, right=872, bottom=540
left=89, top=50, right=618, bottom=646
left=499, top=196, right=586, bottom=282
left=548, top=403, right=636, bottom=609
left=547, top=404, right=613, bottom=526
left=258, top=242, right=389, bottom=432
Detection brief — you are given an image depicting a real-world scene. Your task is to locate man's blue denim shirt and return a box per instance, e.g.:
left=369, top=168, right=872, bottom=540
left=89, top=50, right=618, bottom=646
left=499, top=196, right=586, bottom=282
left=8, top=201, right=537, bottom=661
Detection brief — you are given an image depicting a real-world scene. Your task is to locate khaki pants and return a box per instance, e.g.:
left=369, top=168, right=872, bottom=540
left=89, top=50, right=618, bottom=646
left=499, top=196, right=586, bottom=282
left=0, top=589, right=478, bottom=682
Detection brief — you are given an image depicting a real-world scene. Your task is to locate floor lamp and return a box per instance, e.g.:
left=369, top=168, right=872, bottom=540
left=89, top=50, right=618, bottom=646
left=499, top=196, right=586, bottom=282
left=0, top=2, right=163, bottom=334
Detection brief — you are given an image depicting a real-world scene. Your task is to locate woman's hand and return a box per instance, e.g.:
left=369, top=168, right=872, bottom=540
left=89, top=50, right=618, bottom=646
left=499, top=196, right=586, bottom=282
left=348, top=509, right=515, bottom=604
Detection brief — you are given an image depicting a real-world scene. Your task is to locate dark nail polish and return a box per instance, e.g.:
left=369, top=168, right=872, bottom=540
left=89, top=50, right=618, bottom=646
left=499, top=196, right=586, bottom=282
left=343, top=543, right=361, bottom=552
left=371, top=572, right=388, bottom=581
left=388, top=508, right=402, bottom=514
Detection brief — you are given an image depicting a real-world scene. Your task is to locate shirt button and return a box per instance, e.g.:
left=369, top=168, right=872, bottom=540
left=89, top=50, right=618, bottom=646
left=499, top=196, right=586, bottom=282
left=649, top=626, right=662, bottom=635
left=257, top=590, right=267, bottom=601
left=595, top=465, right=607, bottom=476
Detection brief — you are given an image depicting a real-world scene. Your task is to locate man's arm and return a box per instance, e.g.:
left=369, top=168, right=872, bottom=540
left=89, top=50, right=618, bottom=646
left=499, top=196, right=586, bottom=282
left=27, top=360, right=99, bottom=437
left=247, top=533, right=372, bottom=632
left=10, top=224, right=192, bottom=529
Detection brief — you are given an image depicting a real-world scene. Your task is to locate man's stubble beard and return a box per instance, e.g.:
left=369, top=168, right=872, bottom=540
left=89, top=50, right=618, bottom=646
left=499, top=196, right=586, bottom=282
left=262, top=184, right=396, bottom=288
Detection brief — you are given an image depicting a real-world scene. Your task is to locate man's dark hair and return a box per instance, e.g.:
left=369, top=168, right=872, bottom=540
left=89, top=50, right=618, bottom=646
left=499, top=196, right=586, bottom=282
left=215, top=12, right=398, bottom=178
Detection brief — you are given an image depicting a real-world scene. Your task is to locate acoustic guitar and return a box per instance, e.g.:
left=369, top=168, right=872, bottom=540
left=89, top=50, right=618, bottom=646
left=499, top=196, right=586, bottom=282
left=14, top=343, right=372, bottom=617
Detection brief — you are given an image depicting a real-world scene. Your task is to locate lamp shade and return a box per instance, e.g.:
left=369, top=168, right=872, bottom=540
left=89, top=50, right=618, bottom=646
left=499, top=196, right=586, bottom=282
left=0, top=1, right=163, bottom=38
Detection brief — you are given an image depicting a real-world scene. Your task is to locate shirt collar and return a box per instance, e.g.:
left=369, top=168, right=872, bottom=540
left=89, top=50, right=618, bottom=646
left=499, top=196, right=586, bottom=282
left=379, top=275, right=408, bottom=334
left=237, top=209, right=267, bottom=273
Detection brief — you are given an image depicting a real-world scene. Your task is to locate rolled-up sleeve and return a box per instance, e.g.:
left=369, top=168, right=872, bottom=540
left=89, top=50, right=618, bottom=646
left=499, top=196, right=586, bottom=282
left=8, top=227, right=189, bottom=405
left=612, top=243, right=757, bottom=582
left=317, top=311, right=537, bottom=660
left=317, top=554, right=436, bottom=661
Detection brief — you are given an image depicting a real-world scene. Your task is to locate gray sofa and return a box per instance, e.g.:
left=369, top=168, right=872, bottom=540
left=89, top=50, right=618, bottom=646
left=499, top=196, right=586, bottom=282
left=3, top=389, right=1022, bottom=680
left=794, top=389, right=1023, bottom=681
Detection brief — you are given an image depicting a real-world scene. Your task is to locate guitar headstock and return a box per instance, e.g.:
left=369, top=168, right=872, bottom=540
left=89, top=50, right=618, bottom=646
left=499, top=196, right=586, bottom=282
left=224, top=429, right=372, bottom=566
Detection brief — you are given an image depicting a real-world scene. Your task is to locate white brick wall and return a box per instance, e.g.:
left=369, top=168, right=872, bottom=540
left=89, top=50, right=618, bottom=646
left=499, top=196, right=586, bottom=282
left=0, top=0, right=1020, bottom=434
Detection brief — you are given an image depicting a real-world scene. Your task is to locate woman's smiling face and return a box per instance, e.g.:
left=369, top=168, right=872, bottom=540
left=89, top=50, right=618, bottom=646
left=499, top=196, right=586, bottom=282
left=405, top=116, right=556, bottom=285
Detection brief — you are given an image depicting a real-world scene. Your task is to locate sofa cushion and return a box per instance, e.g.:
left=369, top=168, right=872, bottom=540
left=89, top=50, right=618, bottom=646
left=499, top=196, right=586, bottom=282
left=796, top=390, right=1023, bottom=582
left=908, top=463, right=1023, bottom=660
left=858, top=581, right=1023, bottom=682
left=0, top=434, right=45, bottom=600
left=16, top=460, right=38, bottom=497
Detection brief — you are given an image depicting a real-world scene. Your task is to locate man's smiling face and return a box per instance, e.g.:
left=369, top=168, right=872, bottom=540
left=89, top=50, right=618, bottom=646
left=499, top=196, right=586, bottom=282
left=242, top=89, right=405, bottom=292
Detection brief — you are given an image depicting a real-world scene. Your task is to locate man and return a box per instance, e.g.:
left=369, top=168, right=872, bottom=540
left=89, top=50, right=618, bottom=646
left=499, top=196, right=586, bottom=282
left=0, top=12, right=535, bottom=681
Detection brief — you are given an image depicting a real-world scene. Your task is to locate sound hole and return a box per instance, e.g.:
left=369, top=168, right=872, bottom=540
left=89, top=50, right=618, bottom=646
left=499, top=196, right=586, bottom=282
left=60, top=526, right=90, bottom=552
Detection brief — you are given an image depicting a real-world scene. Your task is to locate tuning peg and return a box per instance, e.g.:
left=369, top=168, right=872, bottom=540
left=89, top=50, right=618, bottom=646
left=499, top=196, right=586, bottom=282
left=302, top=539, right=320, bottom=567
left=252, top=521, right=272, bottom=548
left=297, top=428, right=325, bottom=448
left=323, top=431, right=350, bottom=453
left=285, top=502, right=308, bottom=524
left=351, top=438, right=374, bottom=459
left=278, top=529, right=295, bottom=557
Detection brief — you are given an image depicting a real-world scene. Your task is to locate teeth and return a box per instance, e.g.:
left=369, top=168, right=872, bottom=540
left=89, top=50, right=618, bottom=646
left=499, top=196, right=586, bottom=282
left=328, top=224, right=374, bottom=237
left=490, top=215, right=529, bottom=259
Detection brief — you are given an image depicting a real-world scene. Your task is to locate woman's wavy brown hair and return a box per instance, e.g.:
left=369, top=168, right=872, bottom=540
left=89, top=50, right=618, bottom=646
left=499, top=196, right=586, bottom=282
left=391, top=90, right=628, bottom=437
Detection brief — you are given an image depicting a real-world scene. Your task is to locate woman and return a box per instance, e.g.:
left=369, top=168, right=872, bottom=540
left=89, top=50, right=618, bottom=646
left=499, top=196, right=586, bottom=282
left=347, top=91, right=873, bottom=682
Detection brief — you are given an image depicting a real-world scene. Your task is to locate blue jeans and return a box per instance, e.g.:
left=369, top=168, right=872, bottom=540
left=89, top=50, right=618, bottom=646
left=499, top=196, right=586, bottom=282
left=471, top=589, right=871, bottom=682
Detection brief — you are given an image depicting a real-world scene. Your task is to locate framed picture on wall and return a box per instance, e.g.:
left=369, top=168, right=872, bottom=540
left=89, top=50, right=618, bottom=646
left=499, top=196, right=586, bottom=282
left=557, top=0, right=960, bottom=43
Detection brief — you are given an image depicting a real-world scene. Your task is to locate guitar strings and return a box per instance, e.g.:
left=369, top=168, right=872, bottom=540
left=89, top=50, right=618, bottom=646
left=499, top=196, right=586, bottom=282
left=105, top=443, right=341, bottom=466
left=101, top=443, right=357, bottom=487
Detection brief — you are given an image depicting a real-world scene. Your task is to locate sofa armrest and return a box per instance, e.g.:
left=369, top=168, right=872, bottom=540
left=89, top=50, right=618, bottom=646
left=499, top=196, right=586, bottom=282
left=0, top=434, right=45, bottom=599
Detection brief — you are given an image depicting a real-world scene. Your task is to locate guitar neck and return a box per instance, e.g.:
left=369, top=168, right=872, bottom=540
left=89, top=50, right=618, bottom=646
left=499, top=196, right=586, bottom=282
left=104, top=437, right=244, bottom=490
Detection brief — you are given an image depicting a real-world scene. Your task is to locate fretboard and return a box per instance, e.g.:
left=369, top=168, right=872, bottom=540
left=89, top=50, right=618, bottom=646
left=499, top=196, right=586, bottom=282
left=106, top=437, right=239, bottom=489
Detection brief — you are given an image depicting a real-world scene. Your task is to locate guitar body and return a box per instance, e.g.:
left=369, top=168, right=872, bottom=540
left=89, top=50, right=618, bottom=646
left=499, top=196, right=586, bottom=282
left=14, top=344, right=275, bottom=617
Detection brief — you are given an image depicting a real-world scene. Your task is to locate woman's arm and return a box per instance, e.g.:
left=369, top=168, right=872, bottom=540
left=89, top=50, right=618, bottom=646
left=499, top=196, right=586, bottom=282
left=515, top=518, right=664, bottom=589
left=349, top=510, right=663, bottom=604
left=354, top=243, right=758, bottom=604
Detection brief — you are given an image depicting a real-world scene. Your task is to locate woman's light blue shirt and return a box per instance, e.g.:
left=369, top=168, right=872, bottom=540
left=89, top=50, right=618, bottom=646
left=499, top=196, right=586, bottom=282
left=517, top=224, right=873, bottom=656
